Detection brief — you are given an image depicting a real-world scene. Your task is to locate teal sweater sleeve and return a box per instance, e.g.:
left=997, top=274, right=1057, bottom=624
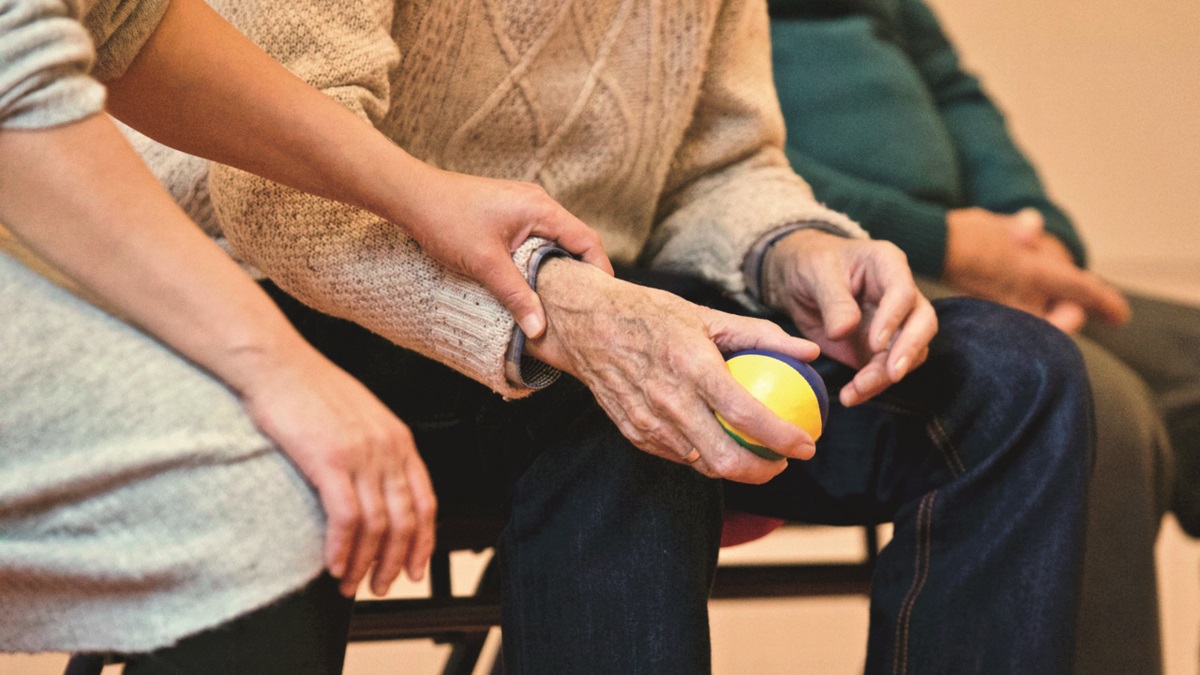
left=895, top=0, right=1088, bottom=267
left=784, top=144, right=951, bottom=277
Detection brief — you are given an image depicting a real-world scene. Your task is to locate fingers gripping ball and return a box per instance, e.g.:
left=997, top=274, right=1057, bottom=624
left=717, top=350, right=829, bottom=461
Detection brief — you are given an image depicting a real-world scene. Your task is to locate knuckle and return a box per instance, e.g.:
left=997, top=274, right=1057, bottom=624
left=812, top=249, right=846, bottom=277
left=321, top=442, right=356, bottom=472
left=392, top=517, right=416, bottom=540
left=580, top=228, right=604, bottom=247
left=499, top=286, right=532, bottom=308
left=522, top=181, right=549, bottom=198
left=362, top=506, right=388, bottom=536
left=927, top=311, right=939, bottom=333
left=414, top=494, right=438, bottom=521
left=367, top=428, right=395, bottom=454
left=880, top=241, right=909, bottom=265
left=626, top=406, right=660, bottom=435
left=618, top=422, right=650, bottom=450
left=663, top=348, right=697, bottom=376
left=704, top=452, right=736, bottom=477
left=716, top=401, right=754, bottom=434
left=517, top=183, right=554, bottom=209
left=644, top=382, right=680, bottom=415
left=328, top=502, right=361, bottom=532
left=392, top=422, right=416, bottom=449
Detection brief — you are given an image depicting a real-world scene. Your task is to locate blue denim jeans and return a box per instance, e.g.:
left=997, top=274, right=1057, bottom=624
left=624, top=269, right=1094, bottom=674
left=264, top=274, right=1092, bottom=675
left=263, top=282, right=723, bottom=674
left=728, top=298, right=1093, bottom=674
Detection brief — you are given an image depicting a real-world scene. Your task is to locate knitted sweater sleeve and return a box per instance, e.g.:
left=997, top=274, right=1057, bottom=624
left=0, top=0, right=98, bottom=129
left=204, top=0, right=541, bottom=398
left=643, top=0, right=867, bottom=311
left=0, top=0, right=163, bottom=129
left=897, top=0, right=1088, bottom=267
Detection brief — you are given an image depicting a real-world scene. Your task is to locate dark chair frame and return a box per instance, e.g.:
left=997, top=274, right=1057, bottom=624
left=347, top=523, right=879, bottom=675
left=65, top=524, right=878, bottom=675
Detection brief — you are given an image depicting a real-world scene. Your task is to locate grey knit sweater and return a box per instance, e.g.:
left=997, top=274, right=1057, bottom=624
left=0, top=0, right=162, bottom=129
left=0, top=0, right=325, bottom=653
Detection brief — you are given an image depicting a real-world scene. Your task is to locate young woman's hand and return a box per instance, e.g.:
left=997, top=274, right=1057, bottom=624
left=0, top=113, right=436, bottom=598
left=105, top=0, right=612, bottom=341
left=231, top=342, right=437, bottom=598
left=396, top=168, right=613, bottom=338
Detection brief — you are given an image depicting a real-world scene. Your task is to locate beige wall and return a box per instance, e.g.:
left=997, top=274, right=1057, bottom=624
left=919, top=7, right=1200, bottom=675
left=924, top=0, right=1200, bottom=289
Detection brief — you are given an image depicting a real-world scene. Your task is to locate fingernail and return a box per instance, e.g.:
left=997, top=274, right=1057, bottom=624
left=840, top=388, right=859, bottom=408
left=875, top=328, right=893, bottom=351
left=892, top=356, right=910, bottom=380
left=519, top=313, right=545, bottom=338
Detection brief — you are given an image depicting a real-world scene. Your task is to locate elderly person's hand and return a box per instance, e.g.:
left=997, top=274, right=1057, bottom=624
left=945, top=207, right=1130, bottom=333
left=524, top=259, right=821, bottom=484
left=761, top=229, right=939, bottom=407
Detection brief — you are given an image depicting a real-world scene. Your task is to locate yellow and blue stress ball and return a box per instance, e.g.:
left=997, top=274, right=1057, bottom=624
left=718, top=349, right=829, bottom=461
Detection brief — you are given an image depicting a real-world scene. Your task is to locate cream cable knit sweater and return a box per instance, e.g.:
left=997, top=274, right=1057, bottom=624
left=145, top=0, right=865, bottom=399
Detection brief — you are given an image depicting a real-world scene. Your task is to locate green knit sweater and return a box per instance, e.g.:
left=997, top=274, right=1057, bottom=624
left=768, top=0, right=1086, bottom=277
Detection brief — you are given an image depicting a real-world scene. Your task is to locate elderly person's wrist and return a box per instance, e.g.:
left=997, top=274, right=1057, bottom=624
left=519, top=256, right=597, bottom=372
left=758, top=226, right=850, bottom=311
left=503, top=246, right=575, bottom=390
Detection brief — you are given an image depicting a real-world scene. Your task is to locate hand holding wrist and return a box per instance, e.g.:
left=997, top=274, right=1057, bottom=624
left=522, top=257, right=821, bottom=483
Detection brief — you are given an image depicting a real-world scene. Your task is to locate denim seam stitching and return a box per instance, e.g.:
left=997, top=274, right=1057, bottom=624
left=871, top=396, right=966, bottom=476
left=893, top=490, right=936, bottom=675
left=925, top=416, right=966, bottom=475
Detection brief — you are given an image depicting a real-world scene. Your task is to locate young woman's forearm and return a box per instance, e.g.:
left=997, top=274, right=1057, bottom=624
left=0, top=113, right=307, bottom=393
left=104, top=0, right=426, bottom=224
left=102, top=0, right=611, bottom=339
left=1, top=112, right=438, bottom=593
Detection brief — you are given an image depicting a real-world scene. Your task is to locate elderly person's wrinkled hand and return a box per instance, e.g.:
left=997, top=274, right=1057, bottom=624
left=945, top=207, right=1130, bottom=333
left=761, top=229, right=939, bottom=407
left=523, top=259, right=821, bottom=485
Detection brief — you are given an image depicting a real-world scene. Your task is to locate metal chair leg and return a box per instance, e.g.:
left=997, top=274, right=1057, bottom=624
left=441, top=554, right=501, bottom=675
left=63, top=654, right=107, bottom=675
